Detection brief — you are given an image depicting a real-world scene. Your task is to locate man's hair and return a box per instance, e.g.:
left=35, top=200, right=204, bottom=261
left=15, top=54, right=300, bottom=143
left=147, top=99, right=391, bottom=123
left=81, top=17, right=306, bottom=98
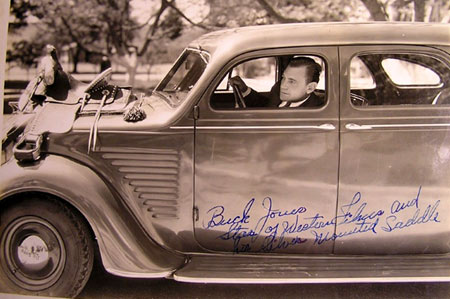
left=288, top=57, right=322, bottom=83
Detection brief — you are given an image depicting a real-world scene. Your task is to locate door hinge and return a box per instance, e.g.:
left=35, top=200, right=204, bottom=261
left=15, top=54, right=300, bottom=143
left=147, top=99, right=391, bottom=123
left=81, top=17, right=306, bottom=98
left=193, top=105, right=199, bottom=120
left=193, top=206, right=199, bottom=222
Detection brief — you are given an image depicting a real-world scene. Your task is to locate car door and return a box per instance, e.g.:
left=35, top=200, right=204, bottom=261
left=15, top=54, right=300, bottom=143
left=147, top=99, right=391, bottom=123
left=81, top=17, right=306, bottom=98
left=193, top=47, right=340, bottom=253
left=336, top=45, right=450, bottom=254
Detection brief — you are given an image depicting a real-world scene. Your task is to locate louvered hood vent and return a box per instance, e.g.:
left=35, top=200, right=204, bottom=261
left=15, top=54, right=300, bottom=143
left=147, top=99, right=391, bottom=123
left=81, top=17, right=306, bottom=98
left=101, top=148, right=180, bottom=219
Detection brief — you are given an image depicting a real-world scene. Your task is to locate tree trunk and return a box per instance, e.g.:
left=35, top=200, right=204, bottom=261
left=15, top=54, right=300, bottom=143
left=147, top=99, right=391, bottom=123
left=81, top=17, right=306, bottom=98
left=256, top=0, right=299, bottom=23
left=414, top=0, right=426, bottom=21
left=125, top=50, right=138, bottom=86
left=125, top=65, right=137, bottom=87
left=111, top=51, right=138, bottom=87
left=360, top=0, right=389, bottom=21
left=429, top=0, right=442, bottom=22
left=71, top=47, right=81, bottom=74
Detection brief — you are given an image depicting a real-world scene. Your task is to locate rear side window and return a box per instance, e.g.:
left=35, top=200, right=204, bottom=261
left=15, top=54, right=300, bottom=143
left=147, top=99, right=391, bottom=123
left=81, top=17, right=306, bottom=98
left=350, top=53, right=450, bottom=106
left=381, top=58, right=441, bottom=86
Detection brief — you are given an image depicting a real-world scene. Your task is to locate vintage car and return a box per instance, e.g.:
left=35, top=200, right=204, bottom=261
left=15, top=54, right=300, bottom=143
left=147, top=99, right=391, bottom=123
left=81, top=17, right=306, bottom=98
left=1, top=22, right=450, bottom=297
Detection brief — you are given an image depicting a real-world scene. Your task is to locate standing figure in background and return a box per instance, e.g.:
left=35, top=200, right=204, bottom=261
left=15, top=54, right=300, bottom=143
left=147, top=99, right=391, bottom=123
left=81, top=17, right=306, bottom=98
left=100, top=55, right=111, bottom=72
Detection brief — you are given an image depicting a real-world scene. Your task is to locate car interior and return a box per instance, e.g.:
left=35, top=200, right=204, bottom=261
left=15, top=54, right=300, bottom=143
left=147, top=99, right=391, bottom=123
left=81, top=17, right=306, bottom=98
left=210, top=55, right=326, bottom=110
left=210, top=52, right=450, bottom=110
left=350, top=53, right=450, bottom=107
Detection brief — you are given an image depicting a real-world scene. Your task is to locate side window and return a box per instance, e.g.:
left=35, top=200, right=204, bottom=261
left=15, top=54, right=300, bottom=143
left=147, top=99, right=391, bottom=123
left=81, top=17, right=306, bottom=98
left=216, top=57, right=276, bottom=92
left=350, top=53, right=450, bottom=106
left=211, top=55, right=326, bottom=110
left=381, top=58, right=441, bottom=86
left=350, top=57, right=375, bottom=89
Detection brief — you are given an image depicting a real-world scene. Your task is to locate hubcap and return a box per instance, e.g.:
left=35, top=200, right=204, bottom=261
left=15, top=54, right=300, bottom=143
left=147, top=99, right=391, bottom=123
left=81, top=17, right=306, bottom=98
left=17, top=235, right=50, bottom=271
left=2, top=216, right=66, bottom=290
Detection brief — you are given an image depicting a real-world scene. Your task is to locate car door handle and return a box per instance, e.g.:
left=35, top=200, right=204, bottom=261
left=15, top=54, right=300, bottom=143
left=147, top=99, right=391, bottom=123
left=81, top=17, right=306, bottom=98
left=318, top=123, right=336, bottom=130
left=345, top=123, right=372, bottom=130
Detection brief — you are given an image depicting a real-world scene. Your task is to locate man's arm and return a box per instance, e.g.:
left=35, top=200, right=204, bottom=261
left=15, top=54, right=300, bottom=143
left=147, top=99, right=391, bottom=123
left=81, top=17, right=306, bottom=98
left=229, top=76, right=274, bottom=107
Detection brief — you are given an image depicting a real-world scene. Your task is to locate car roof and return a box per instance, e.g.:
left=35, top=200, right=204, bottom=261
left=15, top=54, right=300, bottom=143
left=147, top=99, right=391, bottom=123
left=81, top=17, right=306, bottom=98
left=189, top=22, right=450, bottom=62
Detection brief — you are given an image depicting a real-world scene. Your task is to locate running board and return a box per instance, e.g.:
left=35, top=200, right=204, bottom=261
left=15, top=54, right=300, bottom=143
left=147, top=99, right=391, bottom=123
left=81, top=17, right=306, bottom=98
left=173, top=254, right=450, bottom=283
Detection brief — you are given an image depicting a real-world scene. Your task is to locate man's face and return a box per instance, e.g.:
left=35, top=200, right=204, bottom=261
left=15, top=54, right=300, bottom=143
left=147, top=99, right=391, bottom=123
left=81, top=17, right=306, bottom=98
left=280, top=65, right=317, bottom=102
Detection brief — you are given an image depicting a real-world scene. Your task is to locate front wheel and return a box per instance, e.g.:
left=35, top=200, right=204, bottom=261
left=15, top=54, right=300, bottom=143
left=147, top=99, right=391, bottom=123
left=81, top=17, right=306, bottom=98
left=0, top=196, right=94, bottom=297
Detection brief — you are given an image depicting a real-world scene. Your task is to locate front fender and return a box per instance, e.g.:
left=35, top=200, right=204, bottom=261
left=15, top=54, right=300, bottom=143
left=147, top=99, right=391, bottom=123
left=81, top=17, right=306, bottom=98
left=0, top=154, right=185, bottom=278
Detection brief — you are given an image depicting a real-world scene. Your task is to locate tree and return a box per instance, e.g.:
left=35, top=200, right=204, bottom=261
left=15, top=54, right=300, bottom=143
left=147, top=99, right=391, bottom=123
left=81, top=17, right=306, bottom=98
left=8, top=0, right=208, bottom=86
left=9, top=0, right=38, bottom=30
left=205, top=0, right=362, bottom=27
left=205, top=0, right=449, bottom=25
left=361, top=0, right=450, bottom=22
left=6, top=40, right=42, bottom=68
left=8, top=0, right=449, bottom=86
left=28, top=0, right=140, bottom=79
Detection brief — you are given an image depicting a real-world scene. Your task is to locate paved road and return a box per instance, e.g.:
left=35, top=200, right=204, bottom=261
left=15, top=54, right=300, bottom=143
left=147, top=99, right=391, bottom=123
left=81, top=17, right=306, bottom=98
left=77, top=260, right=450, bottom=299
left=0, top=251, right=449, bottom=298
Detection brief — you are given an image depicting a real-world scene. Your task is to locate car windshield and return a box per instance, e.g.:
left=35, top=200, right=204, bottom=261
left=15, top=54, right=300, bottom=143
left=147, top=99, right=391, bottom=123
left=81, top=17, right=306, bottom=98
left=155, top=49, right=208, bottom=107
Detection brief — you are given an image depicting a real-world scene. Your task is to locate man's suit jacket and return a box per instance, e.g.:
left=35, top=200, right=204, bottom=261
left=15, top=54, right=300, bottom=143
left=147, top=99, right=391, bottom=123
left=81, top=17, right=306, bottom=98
left=244, top=81, right=325, bottom=108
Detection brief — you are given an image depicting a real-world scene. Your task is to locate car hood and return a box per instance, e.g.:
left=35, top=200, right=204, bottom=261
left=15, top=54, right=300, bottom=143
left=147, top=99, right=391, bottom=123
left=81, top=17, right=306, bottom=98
left=72, top=92, right=180, bottom=131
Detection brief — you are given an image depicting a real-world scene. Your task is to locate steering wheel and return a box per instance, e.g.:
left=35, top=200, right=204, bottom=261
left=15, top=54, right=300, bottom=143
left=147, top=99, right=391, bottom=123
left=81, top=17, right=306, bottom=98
left=230, top=82, right=246, bottom=108
left=84, top=68, right=112, bottom=94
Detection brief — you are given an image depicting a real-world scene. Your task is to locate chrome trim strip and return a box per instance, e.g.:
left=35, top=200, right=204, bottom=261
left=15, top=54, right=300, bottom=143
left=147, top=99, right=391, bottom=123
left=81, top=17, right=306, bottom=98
left=173, top=275, right=450, bottom=284
left=171, top=124, right=335, bottom=130
left=170, top=126, right=195, bottom=130
left=346, top=123, right=450, bottom=130
left=73, top=130, right=188, bottom=135
left=105, top=267, right=172, bottom=278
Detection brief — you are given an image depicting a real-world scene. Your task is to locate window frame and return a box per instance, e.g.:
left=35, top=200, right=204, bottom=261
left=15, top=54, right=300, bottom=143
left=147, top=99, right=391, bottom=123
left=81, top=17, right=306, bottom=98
left=347, top=49, right=450, bottom=109
left=206, top=50, right=330, bottom=112
left=380, top=57, right=443, bottom=88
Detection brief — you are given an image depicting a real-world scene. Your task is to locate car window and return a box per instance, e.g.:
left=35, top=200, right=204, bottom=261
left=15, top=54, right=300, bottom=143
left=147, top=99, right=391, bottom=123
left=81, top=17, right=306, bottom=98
left=381, top=58, right=441, bottom=86
left=350, top=57, right=375, bottom=89
left=350, top=53, right=449, bottom=106
left=211, top=55, right=326, bottom=110
left=155, top=49, right=208, bottom=107
left=216, top=57, right=276, bottom=92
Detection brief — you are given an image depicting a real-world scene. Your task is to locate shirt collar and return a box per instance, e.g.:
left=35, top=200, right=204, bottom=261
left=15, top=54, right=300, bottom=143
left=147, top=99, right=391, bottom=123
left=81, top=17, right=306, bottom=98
left=279, top=94, right=311, bottom=108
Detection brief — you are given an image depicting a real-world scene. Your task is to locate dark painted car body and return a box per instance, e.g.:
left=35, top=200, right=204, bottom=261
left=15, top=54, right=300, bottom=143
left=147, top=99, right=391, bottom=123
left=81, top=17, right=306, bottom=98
left=1, top=23, right=450, bottom=296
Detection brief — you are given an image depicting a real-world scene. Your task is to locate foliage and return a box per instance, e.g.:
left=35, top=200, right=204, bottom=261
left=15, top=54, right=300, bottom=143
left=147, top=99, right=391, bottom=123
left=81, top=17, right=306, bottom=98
left=9, top=0, right=38, bottom=30
left=360, top=0, right=450, bottom=21
left=6, top=40, right=43, bottom=68
left=8, top=0, right=189, bottom=84
left=25, top=0, right=137, bottom=56
left=7, top=0, right=450, bottom=85
left=203, top=0, right=449, bottom=26
left=159, top=7, right=184, bottom=40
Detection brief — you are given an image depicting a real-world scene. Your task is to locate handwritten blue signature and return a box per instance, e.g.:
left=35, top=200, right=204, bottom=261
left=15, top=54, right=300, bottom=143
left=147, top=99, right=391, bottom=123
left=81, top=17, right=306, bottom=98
left=204, top=197, right=308, bottom=252
left=203, top=186, right=441, bottom=253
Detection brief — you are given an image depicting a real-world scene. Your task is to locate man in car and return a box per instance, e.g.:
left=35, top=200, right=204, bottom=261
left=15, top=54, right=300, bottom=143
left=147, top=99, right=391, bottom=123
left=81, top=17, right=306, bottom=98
left=229, top=57, right=324, bottom=108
